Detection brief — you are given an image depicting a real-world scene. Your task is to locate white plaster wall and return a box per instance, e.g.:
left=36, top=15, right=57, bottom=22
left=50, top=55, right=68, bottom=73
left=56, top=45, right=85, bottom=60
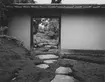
left=61, top=13, right=105, bottom=50
left=8, top=14, right=31, bottom=50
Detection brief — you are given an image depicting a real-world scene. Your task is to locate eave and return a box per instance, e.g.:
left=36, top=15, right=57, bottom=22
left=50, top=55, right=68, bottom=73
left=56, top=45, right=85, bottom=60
left=6, top=3, right=105, bottom=9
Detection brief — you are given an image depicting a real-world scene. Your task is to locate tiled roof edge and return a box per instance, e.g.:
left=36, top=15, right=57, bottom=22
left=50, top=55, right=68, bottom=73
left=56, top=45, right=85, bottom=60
left=6, top=3, right=105, bottom=9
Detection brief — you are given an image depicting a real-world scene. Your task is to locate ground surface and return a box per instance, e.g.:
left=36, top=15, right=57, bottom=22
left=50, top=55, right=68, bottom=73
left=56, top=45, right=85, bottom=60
left=0, top=35, right=105, bottom=82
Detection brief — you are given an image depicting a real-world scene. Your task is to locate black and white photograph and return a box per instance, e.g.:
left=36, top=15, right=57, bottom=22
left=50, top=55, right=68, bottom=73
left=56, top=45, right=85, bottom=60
left=0, top=0, right=105, bottom=82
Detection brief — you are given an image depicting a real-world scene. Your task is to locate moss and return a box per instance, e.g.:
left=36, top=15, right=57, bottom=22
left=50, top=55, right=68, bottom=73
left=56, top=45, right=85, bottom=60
left=0, top=35, right=30, bottom=82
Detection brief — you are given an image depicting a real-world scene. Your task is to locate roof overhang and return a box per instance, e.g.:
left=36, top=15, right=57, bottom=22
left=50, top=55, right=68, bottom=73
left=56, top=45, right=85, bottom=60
left=6, top=3, right=105, bottom=9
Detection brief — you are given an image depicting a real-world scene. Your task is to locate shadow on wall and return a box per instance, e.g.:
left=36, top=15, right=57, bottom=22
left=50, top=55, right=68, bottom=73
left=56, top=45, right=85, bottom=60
left=8, top=14, right=31, bottom=50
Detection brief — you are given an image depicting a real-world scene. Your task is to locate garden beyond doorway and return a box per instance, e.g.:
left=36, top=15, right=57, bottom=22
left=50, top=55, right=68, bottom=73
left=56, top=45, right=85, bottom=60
left=32, top=17, right=60, bottom=52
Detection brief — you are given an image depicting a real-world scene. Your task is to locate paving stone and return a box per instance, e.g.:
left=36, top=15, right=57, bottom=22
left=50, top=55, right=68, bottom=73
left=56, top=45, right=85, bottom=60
left=44, top=60, right=57, bottom=64
left=51, top=75, right=77, bottom=82
left=36, top=54, right=58, bottom=59
left=55, top=66, right=72, bottom=74
left=36, top=64, right=49, bottom=69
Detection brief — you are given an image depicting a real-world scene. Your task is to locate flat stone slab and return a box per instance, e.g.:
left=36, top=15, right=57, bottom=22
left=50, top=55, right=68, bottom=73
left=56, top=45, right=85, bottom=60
left=51, top=75, right=76, bottom=82
left=36, top=64, right=49, bottom=69
left=55, top=66, right=72, bottom=74
left=36, top=54, right=58, bottom=59
left=44, top=60, right=57, bottom=64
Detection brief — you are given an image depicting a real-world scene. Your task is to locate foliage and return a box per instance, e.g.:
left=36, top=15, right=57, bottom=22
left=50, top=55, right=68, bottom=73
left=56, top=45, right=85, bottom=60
left=45, top=18, right=59, bottom=39
left=33, top=18, right=59, bottom=50
left=35, top=18, right=59, bottom=39
left=0, top=0, right=12, bottom=29
left=0, top=35, right=31, bottom=82
left=0, top=0, right=36, bottom=34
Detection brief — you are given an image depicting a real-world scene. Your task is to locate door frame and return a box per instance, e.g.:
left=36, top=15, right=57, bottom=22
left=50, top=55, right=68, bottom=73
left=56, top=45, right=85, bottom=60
left=30, top=15, right=61, bottom=52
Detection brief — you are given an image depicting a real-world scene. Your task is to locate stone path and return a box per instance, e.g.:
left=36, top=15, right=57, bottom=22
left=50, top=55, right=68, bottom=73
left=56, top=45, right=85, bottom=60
left=35, top=53, right=79, bottom=82
left=51, top=75, right=77, bottom=82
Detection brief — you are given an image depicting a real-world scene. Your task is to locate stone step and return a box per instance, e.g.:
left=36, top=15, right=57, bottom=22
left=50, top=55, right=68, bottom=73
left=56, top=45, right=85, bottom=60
left=55, top=66, right=72, bottom=74
left=51, top=75, right=78, bottom=82
left=44, top=60, right=57, bottom=64
left=36, top=64, right=49, bottom=69
left=36, top=54, right=59, bottom=59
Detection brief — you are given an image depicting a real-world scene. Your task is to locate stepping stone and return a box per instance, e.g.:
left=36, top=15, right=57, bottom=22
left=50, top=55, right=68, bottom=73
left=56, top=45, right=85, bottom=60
left=36, top=54, right=58, bottom=59
left=51, top=75, right=77, bottom=82
left=55, top=67, right=72, bottom=74
left=44, top=60, right=57, bottom=64
left=36, top=64, right=49, bottom=69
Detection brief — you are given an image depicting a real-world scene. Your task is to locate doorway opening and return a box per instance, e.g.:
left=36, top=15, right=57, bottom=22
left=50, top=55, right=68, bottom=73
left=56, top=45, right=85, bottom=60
left=31, top=17, right=60, bottom=52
